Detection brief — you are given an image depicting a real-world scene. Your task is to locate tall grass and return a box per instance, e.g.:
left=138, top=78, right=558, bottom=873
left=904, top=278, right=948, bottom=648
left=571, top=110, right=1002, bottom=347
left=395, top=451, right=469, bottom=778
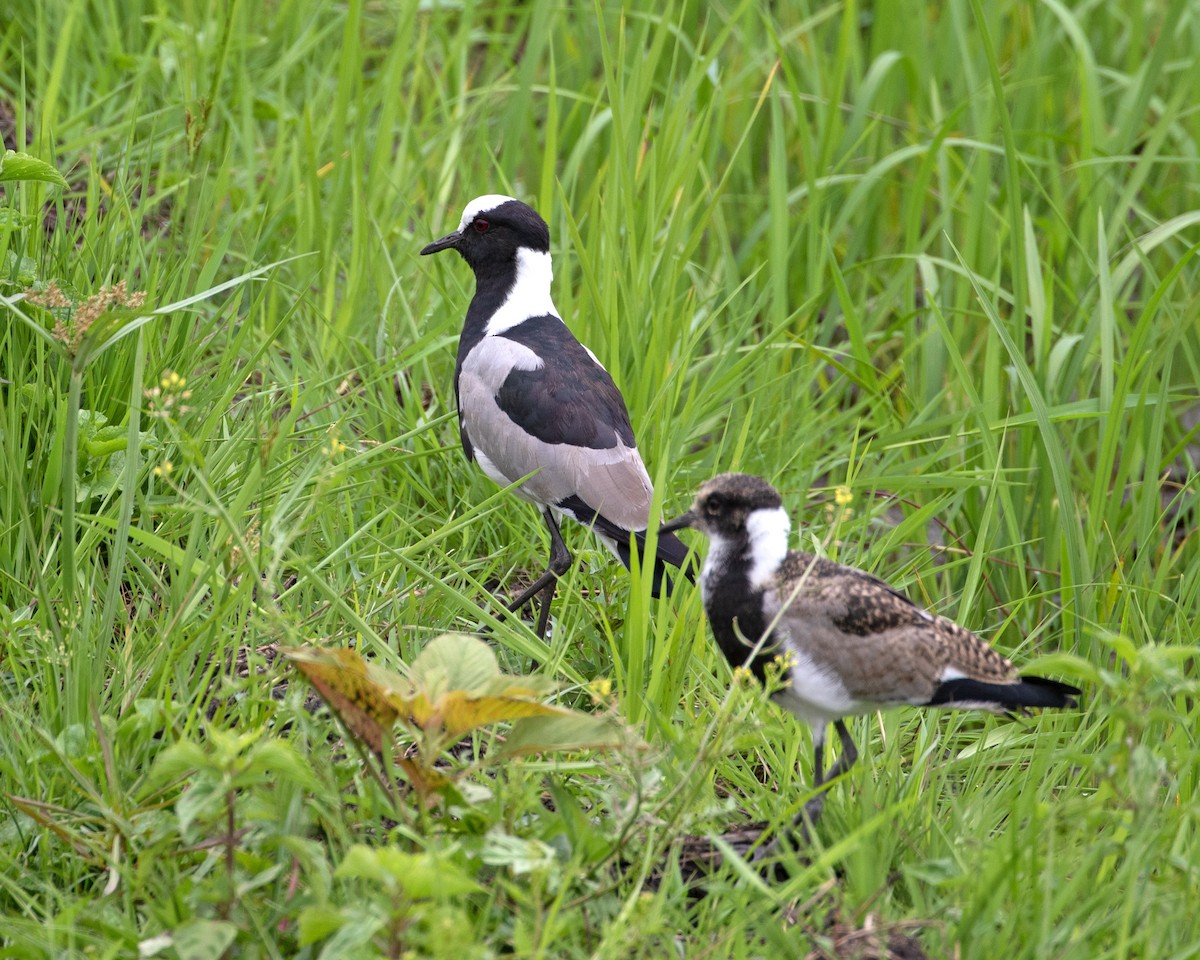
left=1, top=0, right=1198, bottom=956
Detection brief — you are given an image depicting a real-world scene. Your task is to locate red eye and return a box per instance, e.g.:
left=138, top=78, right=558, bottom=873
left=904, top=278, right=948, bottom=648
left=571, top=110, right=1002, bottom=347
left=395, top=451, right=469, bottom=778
left=473, top=218, right=490, bottom=233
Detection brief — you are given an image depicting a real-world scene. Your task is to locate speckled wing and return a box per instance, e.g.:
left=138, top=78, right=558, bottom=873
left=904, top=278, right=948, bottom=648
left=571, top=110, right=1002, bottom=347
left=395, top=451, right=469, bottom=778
left=765, top=552, right=1018, bottom=707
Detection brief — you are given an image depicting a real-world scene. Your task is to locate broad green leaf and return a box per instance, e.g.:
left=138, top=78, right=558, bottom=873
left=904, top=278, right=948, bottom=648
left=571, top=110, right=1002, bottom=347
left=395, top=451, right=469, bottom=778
left=0, top=208, right=34, bottom=228
left=287, top=640, right=621, bottom=779
left=409, top=632, right=502, bottom=696
left=175, top=779, right=221, bottom=837
left=137, top=932, right=174, bottom=957
left=1099, top=633, right=1139, bottom=667
left=236, top=739, right=321, bottom=791
left=477, top=673, right=556, bottom=699
left=146, top=740, right=210, bottom=783
left=497, top=712, right=626, bottom=758
left=296, top=905, right=345, bottom=946
left=333, top=843, right=389, bottom=884
left=480, top=831, right=558, bottom=875
left=334, top=844, right=479, bottom=899
left=2, top=251, right=38, bottom=286
left=0, top=150, right=69, bottom=187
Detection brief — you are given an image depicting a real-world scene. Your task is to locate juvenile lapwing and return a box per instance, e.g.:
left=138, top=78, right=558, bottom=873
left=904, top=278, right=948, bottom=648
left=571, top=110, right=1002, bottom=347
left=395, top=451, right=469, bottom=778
left=420, top=195, right=693, bottom=639
left=661, top=473, right=1079, bottom=825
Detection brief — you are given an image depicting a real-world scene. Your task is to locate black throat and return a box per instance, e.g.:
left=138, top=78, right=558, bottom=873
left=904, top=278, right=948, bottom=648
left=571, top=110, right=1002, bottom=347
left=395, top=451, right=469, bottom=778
left=702, top=538, right=778, bottom=683
left=455, top=257, right=519, bottom=373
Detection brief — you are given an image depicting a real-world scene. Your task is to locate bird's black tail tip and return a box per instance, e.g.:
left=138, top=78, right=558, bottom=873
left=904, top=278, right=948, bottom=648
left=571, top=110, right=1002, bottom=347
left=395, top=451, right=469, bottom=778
left=1015, top=675, right=1082, bottom=708
left=619, top=529, right=698, bottom=598
left=927, top=675, right=1081, bottom=711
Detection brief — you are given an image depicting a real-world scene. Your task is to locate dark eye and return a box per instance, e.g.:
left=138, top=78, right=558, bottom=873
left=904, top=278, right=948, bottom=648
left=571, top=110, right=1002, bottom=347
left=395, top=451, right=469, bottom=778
left=473, top=218, right=490, bottom=233
left=703, top=495, right=723, bottom=516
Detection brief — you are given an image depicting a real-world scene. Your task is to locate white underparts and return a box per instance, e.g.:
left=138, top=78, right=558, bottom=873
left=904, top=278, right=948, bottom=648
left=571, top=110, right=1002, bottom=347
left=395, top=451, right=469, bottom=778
left=745, top=507, right=790, bottom=589
left=485, top=248, right=560, bottom=335
left=774, top=646, right=855, bottom=727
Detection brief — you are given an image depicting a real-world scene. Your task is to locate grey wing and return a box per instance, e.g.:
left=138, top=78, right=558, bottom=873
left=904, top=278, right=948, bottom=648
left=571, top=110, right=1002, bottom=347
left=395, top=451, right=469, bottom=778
left=458, top=338, right=655, bottom=531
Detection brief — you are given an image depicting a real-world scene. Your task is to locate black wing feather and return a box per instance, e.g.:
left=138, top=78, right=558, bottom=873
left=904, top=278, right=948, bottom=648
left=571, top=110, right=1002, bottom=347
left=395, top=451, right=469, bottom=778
left=495, top=316, right=636, bottom=449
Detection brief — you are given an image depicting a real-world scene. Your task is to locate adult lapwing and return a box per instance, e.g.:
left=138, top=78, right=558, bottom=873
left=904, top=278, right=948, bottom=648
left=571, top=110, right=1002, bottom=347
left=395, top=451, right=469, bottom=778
left=421, top=195, right=692, bottom=639
left=661, top=472, right=1079, bottom=825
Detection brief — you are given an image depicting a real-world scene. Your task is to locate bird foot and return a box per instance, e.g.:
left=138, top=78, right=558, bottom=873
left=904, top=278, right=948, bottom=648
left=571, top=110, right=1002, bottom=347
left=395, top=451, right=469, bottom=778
left=748, top=795, right=824, bottom=880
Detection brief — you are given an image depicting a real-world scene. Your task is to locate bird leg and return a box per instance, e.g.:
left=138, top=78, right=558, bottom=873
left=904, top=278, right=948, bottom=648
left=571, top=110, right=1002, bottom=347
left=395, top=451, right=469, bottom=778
left=754, top=719, right=862, bottom=870
left=505, top=508, right=573, bottom=640
left=803, top=719, right=858, bottom=823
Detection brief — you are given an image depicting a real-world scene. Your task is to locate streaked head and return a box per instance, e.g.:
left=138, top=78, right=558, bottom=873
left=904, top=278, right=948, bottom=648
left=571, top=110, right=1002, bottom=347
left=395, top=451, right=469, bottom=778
left=660, top=473, right=786, bottom=540
left=419, top=195, right=551, bottom=271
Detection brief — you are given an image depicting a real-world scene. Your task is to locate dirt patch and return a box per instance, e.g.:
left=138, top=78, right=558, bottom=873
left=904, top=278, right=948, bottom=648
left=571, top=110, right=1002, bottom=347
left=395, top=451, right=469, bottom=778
left=0, top=96, right=31, bottom=149
left=800, top=909, right=932, bottom=960
left=652, top=827, right=935, bottom=958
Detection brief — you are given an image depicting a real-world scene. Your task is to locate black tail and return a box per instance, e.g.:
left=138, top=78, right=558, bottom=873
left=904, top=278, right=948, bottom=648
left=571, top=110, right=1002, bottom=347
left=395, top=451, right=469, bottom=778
left=926, top=675, right=1080, bottom=711
left=631, top=528, right=698, bottom=598
left=559, top=494, right=698, bottom=598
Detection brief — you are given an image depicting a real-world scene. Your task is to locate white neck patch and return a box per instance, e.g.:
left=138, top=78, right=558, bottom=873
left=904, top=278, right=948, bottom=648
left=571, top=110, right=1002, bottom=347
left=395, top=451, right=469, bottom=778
left=745, top=507, right=790, bottom=589
left=457, top=194, right=519, bottom=232
left=698, top=531, right=731, bottom=603
left=484, top=247, right=560, bottom=335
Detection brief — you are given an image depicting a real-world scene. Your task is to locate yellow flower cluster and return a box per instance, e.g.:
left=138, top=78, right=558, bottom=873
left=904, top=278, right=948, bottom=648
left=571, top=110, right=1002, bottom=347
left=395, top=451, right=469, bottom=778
left=322, top=428, right=348, bottom=457
left=772, top=650, right=799, bottom=672
left=587, top=677, right=614, bottom=702
left=144, top=369, right=193, bottom=420
left=825, top=484, right=855, bottom=524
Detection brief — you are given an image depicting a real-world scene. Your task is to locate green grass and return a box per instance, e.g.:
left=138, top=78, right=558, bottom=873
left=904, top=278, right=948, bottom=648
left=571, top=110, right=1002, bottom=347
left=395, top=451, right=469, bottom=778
left=2, top=0, right=1198, bottom=956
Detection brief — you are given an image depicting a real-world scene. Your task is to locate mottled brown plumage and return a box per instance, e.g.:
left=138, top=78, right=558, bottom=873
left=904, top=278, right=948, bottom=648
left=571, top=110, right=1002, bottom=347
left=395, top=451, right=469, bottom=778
left=661, top=472, right=1079, bottom=829
left=769, top=550, right=1019, bottom=706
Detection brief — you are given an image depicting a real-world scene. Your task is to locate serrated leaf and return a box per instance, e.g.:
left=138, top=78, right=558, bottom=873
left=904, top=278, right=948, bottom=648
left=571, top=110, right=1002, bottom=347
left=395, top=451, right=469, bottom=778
left=171, top=919, right=237, bottom=960
left=497, top=712, right=626, bottom=758
left=0, top=208, right=34, bottom=228
left=422, top=690, right=569, bottom=740
left=2, top=250, right=39, bottom=285
left=236, top=739, right=320, bottom=791
left=147, top=740, right=210, bottom=782
left=376, top=848, right=479, bottom=899
left=334, top=844, right=479, bottom=899
left=333, top=843, right=389, bottom=884
left=0, top=150, right=69, bottom=187
left=283, top=646, right=402, bottom=755
left=1099, top=633, right=1139, bottom=667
